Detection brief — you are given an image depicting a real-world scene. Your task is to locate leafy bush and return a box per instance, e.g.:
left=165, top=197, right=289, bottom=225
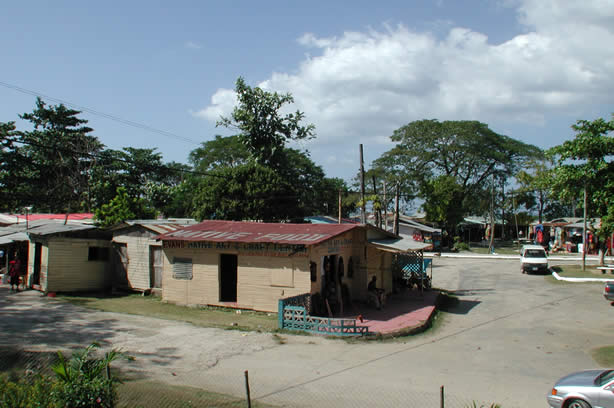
left=0, top=372, right=57, bottom=408
left=51, top=342, right=132, bottom=408
left=453, top=236, right=470, bottom=251
left=53, top=376, right=116, bottom=408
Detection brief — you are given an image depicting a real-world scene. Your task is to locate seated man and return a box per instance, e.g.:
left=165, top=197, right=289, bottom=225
left=367, top=276, right=386, bottom=310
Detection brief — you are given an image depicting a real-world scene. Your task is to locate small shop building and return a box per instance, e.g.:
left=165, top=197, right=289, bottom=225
left=158, top=220, right=410, bottom=313
left=26, top=222, right=112, bottom=293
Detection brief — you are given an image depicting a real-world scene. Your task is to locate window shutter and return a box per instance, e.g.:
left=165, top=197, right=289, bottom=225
left=172, top=258, right=193, bottom=280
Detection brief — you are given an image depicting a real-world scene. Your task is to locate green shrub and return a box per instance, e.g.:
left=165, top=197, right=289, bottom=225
left=454, top=241, right=470, bottom=251
left=51, top=343, right=132, bottom=408
left=53, top=376, right=116, bottom=408
left=0, top=372, right=57, bottom=408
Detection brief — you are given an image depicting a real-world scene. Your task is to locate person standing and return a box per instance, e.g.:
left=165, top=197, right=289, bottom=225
left=9, top=252, right=22, bottom=292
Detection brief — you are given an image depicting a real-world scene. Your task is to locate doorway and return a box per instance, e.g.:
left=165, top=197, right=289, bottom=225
left=149, top=246, right=163, bottom=289
left=219, top=254, right=237, bottom=302
left=32, top=242, right=42, bottom=286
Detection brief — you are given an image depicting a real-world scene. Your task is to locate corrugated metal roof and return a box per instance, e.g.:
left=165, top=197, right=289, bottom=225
left=369, top=234, right=432, bottom=252
left=5, top=213, right=94, bottom=223
left=399, top=217, right=441, bottom=234
left=158, top=220, right=359, bottom=245
left=27, top=222, right=96, bottom=236
left=0, top=232, right=29, bottom=245
left=140, top=223, right=188, bottom=234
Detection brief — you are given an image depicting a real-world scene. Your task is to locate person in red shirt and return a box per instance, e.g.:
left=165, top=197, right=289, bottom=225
left=8, top=252, right=22, bottom=292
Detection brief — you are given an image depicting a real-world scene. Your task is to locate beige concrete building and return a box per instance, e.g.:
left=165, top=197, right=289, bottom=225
left=158, top=220, right=418, bottom=313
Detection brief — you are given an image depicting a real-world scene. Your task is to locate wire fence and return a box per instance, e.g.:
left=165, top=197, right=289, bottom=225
left=0, top=345, right=505, bottom=408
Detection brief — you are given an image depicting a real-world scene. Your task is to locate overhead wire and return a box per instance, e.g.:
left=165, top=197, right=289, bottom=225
left=0, top=80, right=201, bottom=145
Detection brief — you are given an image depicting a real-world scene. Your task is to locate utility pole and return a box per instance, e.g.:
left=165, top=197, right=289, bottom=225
left=582, top=183, right=587, bottom=271
left=372, top=175, right=380, bottom=228
left=394, top=183, right=400, bottom=235
left=383, top=180, right=388, bottom=231
left=338, top=189, right=342, bottom=224
left=360, top=144, right=366, bottom=225
left=488, top=176, right=495, bottom=254
left=501, top=181, right=506, bottom=240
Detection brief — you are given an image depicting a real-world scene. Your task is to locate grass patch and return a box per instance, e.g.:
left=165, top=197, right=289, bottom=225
left=545, top=265, right=608, bottom=284
left=591, top=346, right=614, bottom=367
left=117, top=380, right=273, bottom=408
left=469, top=243, right=520, bottom=255
left=56, top=293, right=278, bottom=332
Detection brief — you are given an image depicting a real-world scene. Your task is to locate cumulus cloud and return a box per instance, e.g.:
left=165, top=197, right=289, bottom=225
left=185, top=41, right=202, bottom=49
left=193, top=0, right=614, bottom=177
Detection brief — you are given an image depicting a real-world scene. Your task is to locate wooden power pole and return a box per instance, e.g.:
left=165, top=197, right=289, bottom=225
left=360, top=144, right=366, bottom=224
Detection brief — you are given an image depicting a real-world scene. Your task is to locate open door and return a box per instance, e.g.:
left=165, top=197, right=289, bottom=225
left=219, top=254, right=237, bottom=302
left=32, top=243, right=42, bottom=286
left=149, top=246, right=163, bottom=289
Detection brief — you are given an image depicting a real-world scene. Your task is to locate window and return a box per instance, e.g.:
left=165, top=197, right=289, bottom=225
left=88, top=247, right=110, bottom=261
left=310, top=262, right=317, bottom=282
left=172, top=258, right=193, bottom=280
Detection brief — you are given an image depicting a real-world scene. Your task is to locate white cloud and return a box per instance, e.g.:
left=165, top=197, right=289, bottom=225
left=194, top=0, right=614, bottom=178
left=191, top=88, right=237, bottom=122
left=185, top=41, right=202, bottom=49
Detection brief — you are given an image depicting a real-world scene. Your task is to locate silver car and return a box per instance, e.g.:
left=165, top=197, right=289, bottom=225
left=604, top=282, right=614, bottom=303
left=547, top=369, right=614, bottom=408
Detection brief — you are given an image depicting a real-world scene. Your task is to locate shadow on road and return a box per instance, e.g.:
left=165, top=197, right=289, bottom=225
left=0, top=286, right=119, bottom=350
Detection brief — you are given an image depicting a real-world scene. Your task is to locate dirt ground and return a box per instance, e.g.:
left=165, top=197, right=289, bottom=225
left=2, top=257, right=613, bottom=408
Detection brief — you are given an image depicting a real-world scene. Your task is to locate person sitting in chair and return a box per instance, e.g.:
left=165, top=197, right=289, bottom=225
left=368, top=276, right=385, bottom=310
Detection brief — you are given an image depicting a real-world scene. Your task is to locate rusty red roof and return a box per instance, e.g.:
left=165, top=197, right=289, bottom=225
left=158, top=220, right=360, bottom=245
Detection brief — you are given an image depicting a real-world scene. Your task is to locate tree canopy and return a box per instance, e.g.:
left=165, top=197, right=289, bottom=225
left=376, top=119, right=542, bottom=232
left=217, top=77, right=315, bottom=167
left=547, top=114, right=614, bottom=238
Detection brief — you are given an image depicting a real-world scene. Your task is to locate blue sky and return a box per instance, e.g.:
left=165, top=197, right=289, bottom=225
left=1, top=0, right=613, bottom=182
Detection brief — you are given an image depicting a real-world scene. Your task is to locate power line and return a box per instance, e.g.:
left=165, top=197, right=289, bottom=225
left=0, top=80, right=201, bottom=145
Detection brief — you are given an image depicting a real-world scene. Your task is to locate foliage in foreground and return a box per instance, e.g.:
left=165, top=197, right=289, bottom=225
left=0, top=343, right=131, bottom=408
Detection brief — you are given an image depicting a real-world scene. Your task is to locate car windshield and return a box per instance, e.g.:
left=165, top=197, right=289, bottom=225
left=525, top=249, right=546, bottom=258
left=595, top=370, right=614, bottom=386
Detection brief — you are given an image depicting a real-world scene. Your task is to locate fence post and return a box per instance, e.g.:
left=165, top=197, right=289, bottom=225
left=440, top=385, right=444, bottom=408
left=278, top=299, right=284, bottom=330
left=245, top=370, right=252, bottom=408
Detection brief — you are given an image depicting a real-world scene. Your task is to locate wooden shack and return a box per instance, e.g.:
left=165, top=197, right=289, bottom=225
left=110, top=219, right=195, bottom=292
left=25, top=222, right=111, bottom=293
left=158, top=220, right=401, bottom=313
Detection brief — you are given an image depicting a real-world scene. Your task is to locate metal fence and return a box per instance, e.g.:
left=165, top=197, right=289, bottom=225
left=0, top=345, right=505, bottom=408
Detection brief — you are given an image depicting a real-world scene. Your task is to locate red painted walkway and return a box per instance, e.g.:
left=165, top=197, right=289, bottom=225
left=341, top=289, right=438, bottom=335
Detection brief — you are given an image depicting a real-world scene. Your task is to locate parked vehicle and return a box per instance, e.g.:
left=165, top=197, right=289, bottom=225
left=604, top=281, right=614, bottom=303
left=520, top=244, right=549, bottom=274
left=547, top=369, right=614, bottom=408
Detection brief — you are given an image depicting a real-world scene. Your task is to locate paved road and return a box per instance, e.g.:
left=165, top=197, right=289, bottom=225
left=1, top=258, right=612, bottom=408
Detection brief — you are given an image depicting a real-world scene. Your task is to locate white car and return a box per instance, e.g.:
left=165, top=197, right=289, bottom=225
left=520, top=244, right=549, bottom=274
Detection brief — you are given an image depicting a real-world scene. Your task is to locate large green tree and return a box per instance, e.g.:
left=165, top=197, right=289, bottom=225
left=377, top=119, right=541, bottom=233
left=2, top=98, right=104, bottom=213
left=217, top=77, right=315, bottom=167
left=198, top=79, right=337, bottom=222
left=188, top=134, right=353, bottom=221
left=548, top=114, right=614, bottom=263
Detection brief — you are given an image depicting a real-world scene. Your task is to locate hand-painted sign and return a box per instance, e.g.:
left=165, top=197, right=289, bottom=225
left=163, top=240, right=308, bottom=257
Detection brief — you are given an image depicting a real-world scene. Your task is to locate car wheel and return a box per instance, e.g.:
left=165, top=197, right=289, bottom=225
left=566, top=398, right=591, bottom=408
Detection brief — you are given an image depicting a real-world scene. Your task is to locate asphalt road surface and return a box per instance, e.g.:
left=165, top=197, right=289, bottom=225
left=1, top=257, right=612, bottom=408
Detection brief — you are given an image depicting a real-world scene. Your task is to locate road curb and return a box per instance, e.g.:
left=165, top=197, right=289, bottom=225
left=551, top=271, right=613, bottom=283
